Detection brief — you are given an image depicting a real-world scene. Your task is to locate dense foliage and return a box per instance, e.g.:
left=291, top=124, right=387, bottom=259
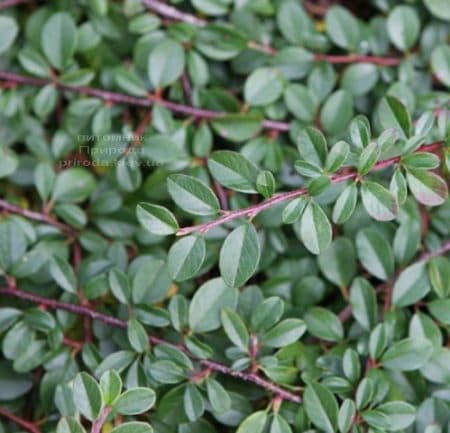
left=0, top=0, right=450, bottom=432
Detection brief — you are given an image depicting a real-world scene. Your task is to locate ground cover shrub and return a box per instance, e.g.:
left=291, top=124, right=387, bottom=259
left=0, top=0, right=450, bottom=432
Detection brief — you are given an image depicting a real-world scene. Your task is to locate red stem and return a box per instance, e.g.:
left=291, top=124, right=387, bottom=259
left=142, top=0, right=402, bottom=66
left=0, top=0, right=31, bottom=10
left=0, top=407, right=40, bottom=433
left=177, top=141, right=444, bottom=236
left=0, top=198, right=76, bottom=235
left=91, top=407, right=111, bottom=433
left=0, top=286, right=301, bottom=403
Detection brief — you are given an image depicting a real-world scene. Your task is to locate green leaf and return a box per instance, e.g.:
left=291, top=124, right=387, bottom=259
left=99, top=370, right=122, bottom=405
left=305, top=307, right=343, bottom=342
left=318, top=237, right=356, bottom=288
left=349, top=278, right=377, bottom=331
left=325, top=5, right=360, bottom=50
left=0, top=361, right=32, bottom=400
left=114, top=67, right=148, bottom=97
left=427, top=299, right=450, bottom=325
left=219, top=223, right=260, bottom=288
left=276, top=0, right=312, bottom=44
left=237, top=411, right=267, bottom=433
left=73, top=372, right=103, bottom=421
left=57, top=418, right=86, bottom=433
left=431, top=45, right=450, bottom=87
left=378, top=96, right=412, bottom=139
left=41, top=13, right=77, bottom=70
left=320, top=90, right=354, bottom=136
left=297, top=126, right=328, bottom=168
left=406, top=169, right=448, bottom=206
left=127, top=318, right=149, bottom=353
left=148, top=39, right=185, bottom=88
left=208, top=150, right=259, bottom=193
left=350, top=115, right=371, bottom=149
left=304, top=381, right=339, bottom=433
left=270, top=414, right=293, bottom=433
left=168, top=235, right=206, bottom=282
left=115, top=387, right=156, bottom=415
left=361, top=181, right=398, bottom=221
left=332, top=183, right=358, bottom=224
left=189, top=278, right=238, bottom=332
left=110, top=422, right=153, bottom=433
left=0, top=16, right=18, bottom=54
left=341, top=63, right=379, bottom=96
left=148, top=360, right=186, bottom=384
left=358, top=142, right=380, bottom=175
left=356, top=229, right=394, bottom=280
left=381, top=337, right=433, bottom=371
left=387, top=6, right=420, bottom=52
left=206, top=379, right=231, bottom=414
left=284, top=84, right=317, bottom=122
left=262, top=318, right=306, bottom=348
left=338, top=399, right=356, bottom=433
left=184, top=384, right=205, bottom=421
left=424, top=0, right=450, bottom=20
left=326, top=141, right=349, bottom=173
left=108, top=268, right=131, bottom=304
left=282, top=197, right=307, bottom=224
left=221, top=309, right=249, bottom=351
left=390, top=168, right=408, bottom=205
left=244, top=68, right=284, bottom=106
left=428, top=257, right=450, bottom=298
left=250, top=297, right=284, bottom=333
left=256, top=171, right=276, bottom=198
left=49, top=256, right=77, bottom=293
left=211, top=113, right=263, bottom=143
left=136, top=203, right=179, bottom=235
left=300, top=200, right=332, bottom=255
left=167, top=174, right=219, bottom=216
left=392, top=262, right=430, bottom=307
left=52, top=168, right=96, bottom=203
left=376, top=401, right=416, bottom=431
left=0, top=146, right=18, bottom=179
left=402, top=153, right=440, bottom=170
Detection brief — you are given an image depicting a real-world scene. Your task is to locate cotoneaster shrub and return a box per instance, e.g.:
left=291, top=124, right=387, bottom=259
left=0, top=0, right=450, bottom=433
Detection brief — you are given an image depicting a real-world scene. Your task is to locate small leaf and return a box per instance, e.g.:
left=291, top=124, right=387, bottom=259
left=282, top=197, right=307, bottom=224
left=349, top=278, right=377, bottom=331
left=304, top=381, right=339, bottom=433
left=332, top=183, right=358, bottom=224
left=206, top=379, right=231, bottom=413
left=41, top=13, right=77, bottom=70
left=376, top=401, right=416, bottom=431
left=219, top=224, right=260, bottom=288
left=52, top=168, right=96, bottom=203
left=221, top=309, right=249, bottom=351
left=184, top=384, right=205, bottom=421
left=406, top=169, right=448, bottom=206
left=305, top=307, right=343, bottom=342
left=244, top=68, right=284, bottom=106
left=49, top=256, right=77, bottom=293
left=110, top=422, right=153, bottom=433
left=361, top=181, right=398, bottom=221
left=262, top=318, right=306, bottom=348
left=0, top=16, right=18, bottom=54
left=326, top=140, right=349, bottom=173
left=73, top=372, right=103, bottom=421
left=168, top=235, right=206, bottom=282
left=338, top=399, right=356, bottom=433
left=99, top=370, right=122, bottom=405
left=428, top=257, right=450, bottom=298
left=356, top=228, right=394, bottom=280
left=325, top=5, right=360, bottom=50
left=148, top=39, right=185, bottom=88
left=378, top=96, right=412, bottom=139
left=300, top=201, right=332, bottom=255
left=115, top=387, right=156, bottom=415
left=392, top=262, right=430, bottom=307
left=381, top=337, right=433, bottom=371
left=431, top=45, right=450, bottom=87
left=127, top=319, right=149, bottom=353
left=189, top=278, right=238, bottom=333
left=167, top=174, right=220, bottom=216
left=237, top=410, right=267, bottom=433
left=136, top=203, right=178, bottom=235
left=256, top=171, right=276, bottom=198
left=387, top=6, right=420, bottom=52
left=250, top=297, right=284, bottom=333
left=270, top=414, right=293, bottom=433
left=358, top=142, right=380, bottom=175
left=208, top=150, right=259, bottom=193
left=297, top=126, right=328, bottom=167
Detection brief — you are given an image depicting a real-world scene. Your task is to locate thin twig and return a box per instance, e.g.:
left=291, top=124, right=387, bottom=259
left=142, top=0, right=403, bottom=66
left=177, top=141, right=444, bottom=236
left=0, top=71, right=290, bottom=132
left=0, top=198, right=76, bottom=235
left=0, top=285, right=301, bottom=403
left=0, top=407, right=40, bottom=433
left=91, top=407, right=112, bottom=433
left=0, top=0, right=31, bottom=10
